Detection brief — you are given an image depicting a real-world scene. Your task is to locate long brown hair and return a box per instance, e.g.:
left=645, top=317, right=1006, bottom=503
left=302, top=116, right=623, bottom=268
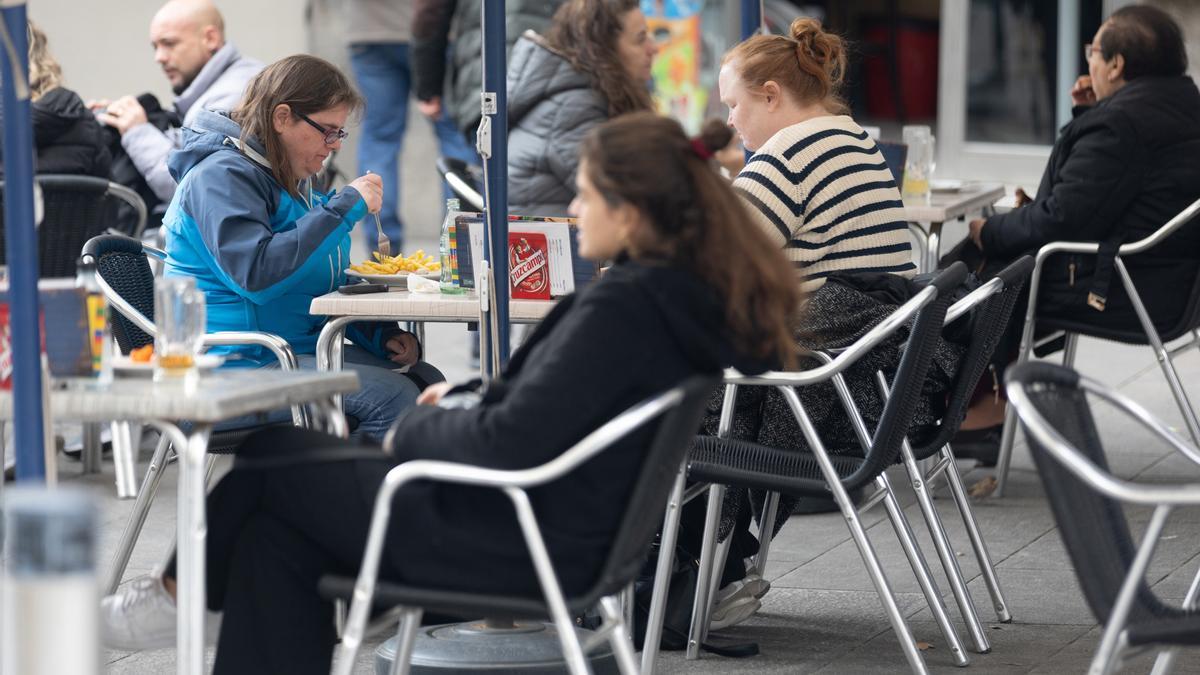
left=27, top=21, right=62, bottom=101
left=544, top=0, right=654, bottom=116
left=581, top=113, right=800, bottom=366
left=724, top=17, right=847, bottom=113
left=232, top=55, right=362, bottom=197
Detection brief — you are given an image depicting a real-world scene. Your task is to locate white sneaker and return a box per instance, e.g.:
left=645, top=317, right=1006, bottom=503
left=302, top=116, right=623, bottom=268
left=709, top=579, right=761, bottom=631
left=101, top=575, right=222, bottom=651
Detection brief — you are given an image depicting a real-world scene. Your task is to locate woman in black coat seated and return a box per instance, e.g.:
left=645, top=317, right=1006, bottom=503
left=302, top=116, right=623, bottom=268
left=0, top=21, right=112, bottom=179
left=99, top=112, right=802, bottom=674
left=947, top=5, right=1200, bottom=460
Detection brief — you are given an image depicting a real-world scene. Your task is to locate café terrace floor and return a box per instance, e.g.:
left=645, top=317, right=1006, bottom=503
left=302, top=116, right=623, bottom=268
left=58, top=250, right=1200, bottom=673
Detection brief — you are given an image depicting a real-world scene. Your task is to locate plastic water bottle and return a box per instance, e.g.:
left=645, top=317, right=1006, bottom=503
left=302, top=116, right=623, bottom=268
left=440, top=198, right=465, bottom=295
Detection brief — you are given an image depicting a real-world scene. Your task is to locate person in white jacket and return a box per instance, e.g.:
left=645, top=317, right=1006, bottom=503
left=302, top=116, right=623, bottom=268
left=91, top=0, right=262, bottom=205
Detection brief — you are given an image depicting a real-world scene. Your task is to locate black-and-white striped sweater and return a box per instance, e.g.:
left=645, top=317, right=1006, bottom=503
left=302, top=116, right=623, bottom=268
left=734, top=115, right=916, bottom=292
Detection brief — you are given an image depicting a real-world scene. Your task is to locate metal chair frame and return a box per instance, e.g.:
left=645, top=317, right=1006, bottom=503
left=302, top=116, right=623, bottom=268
left=645, top=273, right=966, bottom=675
left=996, top=197, right=1200, bottom=496
left=1007, top=364, right=1200, bottom=675
left=333, top=381, right=712, bottom=675
left=435, top=156, right=485, bottom=211
left=81, top=234, right=305, bottom=595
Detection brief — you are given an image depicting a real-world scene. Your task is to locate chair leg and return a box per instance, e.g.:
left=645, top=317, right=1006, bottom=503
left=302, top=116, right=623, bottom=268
left=899, top=448, right=991, bottom=655
left=387, top=607, right=424, bottom=675
left=1116, top=260, right=1200, bottom=445
left=104, top=433, right=172, bottom=595
left=1148, top=558, right=1200, bottom=675
left=81, top=422, right=103, bottom=474
left=940, top=446, right=1012, bottom=623
left=620, top=582, right=635, bottom=644
left=1061, top=332, right=1080, bottom=367
left=109, top=420, right=140, bottom=499
left=599, top=595, right=640, bottom=675
left=752, top=491, right=780, bottom=578
left=877, top=473, right=972, bottom=666
left=843, top=482, right=931, bottom=675
left=641, top=468, right=687, bottom=675
left=685, top=483, right=726, bottom=660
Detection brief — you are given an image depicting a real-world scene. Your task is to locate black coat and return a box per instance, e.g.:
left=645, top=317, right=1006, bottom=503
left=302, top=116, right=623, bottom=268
left=981, top=76, right=1200, bottom=333
left=0, top=87, right=112, bottom=179
left=383, top=259, right=770, bottom=596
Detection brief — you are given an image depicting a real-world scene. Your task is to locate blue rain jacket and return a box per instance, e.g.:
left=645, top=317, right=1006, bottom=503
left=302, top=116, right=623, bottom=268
left=162, top=109, right=393, bottom=366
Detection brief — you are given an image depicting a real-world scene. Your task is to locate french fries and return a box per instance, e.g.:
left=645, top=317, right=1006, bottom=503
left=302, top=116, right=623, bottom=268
left=349, top=250, right=441, bottom=275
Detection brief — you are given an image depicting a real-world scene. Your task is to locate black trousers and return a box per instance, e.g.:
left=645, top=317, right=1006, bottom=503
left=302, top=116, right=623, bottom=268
left=166, top=427, right=396, bottom=675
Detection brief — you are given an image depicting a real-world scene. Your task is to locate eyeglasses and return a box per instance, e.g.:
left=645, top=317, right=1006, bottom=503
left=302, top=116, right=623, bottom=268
left=1084, top=43, right=1101, bottom=60
left=295, top=111, right=349, bottom=145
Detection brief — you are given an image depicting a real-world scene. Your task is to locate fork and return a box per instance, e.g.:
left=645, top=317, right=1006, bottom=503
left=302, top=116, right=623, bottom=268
left=366, top=170, right=391, bottom=257
left=373, top=211, right=391, bottom=258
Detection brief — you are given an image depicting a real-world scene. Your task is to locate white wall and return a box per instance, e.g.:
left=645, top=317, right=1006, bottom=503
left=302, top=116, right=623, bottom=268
left=28, top=0, right=307, bottom=104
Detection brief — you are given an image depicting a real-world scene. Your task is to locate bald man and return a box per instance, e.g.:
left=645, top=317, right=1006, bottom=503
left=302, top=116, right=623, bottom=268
left=93, top=0, right=262, bottom=205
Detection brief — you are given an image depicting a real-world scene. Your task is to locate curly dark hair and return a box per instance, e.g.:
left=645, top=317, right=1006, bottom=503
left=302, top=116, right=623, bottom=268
left=544, top=0, right=654, bottom=116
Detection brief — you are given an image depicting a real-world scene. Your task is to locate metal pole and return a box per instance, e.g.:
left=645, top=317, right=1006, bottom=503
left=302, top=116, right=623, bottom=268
left=0, top=1, right=47, bottom=481
left=481, top=0, right=509, bottom=373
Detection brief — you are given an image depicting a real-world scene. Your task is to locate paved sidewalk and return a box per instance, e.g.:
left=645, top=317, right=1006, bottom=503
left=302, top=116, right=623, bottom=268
left=45, top=318, right=1200, bottom=673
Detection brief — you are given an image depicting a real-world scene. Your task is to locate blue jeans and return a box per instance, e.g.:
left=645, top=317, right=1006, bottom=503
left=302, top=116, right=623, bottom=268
left=220, top=346, right=444, bottom=443
left=349, top=42, right=477, bottom=248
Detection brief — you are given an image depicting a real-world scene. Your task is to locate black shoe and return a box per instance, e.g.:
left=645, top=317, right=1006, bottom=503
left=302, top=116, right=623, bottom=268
left=951, top=425, right=1002, bottom=467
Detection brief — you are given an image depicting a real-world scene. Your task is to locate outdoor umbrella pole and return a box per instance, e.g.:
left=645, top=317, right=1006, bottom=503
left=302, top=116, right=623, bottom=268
left=478, top=0, right=509, bottom=375
left=0, top=0, right=47, bottom=481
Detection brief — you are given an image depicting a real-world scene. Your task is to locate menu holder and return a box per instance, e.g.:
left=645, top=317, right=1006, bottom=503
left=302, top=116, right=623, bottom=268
left=454, top=214, right=594, bottom=297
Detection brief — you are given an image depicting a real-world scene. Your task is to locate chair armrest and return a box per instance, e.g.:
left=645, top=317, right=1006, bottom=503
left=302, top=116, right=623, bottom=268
left=202, top=331, right=299, bottom=371
left=1008, top=379, right=1200, bottom=506
left=725, top=284, right=938, bottom=388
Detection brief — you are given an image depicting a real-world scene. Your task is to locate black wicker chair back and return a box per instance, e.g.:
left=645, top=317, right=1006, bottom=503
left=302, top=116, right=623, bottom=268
left=81, top=234, right=155, bottom=354
left=911, top=256, right=1034, bottom=459
left=1014, top=361, right=1199, bottom=647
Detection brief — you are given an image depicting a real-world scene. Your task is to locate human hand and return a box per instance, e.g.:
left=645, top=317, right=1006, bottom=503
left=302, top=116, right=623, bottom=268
left=86, top=98, right=111, bottom=113
left=348, top=173, right=384, bottom=214
left=417, top=381, right=454, bottom=406
left=1070, top=75, right=1096, bottom=107
left=96, top=95, right=148, bottom=135
left=969, top=218, right=986, bottom=249
left=417, top=97, right=442, bottom=119
left=385, top=332, right=419, bottom=367
left=1014, top=187, right=1032, bottom=207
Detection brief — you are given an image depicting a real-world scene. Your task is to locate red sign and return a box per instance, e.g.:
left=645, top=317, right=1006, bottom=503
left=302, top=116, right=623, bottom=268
left=508, top=233, right=551, bottom=300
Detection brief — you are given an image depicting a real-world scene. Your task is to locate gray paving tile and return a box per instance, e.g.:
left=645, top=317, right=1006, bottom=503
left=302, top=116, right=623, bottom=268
left=1029, top=625, right=1200, bottom=674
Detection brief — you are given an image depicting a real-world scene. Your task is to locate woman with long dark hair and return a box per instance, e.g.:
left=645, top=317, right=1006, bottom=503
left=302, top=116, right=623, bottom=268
left=506, top=0, right=658, bottom=216
left=99, top=112, right=800, bottom=673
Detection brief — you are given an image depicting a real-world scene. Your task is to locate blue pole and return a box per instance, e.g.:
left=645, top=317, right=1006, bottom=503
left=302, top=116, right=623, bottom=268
left=481, top=0, right=509, bottom=371
left=0, top=2, right=46, bottom=481
left=741, top=0, right=762, bottom=40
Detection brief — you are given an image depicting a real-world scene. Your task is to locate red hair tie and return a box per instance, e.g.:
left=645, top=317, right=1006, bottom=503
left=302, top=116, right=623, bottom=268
left=690, top=138, right=714, bottom=161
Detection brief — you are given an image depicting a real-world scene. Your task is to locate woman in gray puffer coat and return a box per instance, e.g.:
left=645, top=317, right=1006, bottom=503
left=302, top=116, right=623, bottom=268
left=506, top=0, right=657, bottom=216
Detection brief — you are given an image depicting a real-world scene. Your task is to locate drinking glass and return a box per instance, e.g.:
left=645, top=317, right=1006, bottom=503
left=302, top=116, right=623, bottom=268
left=902, top=125, right=936, bottom=201
left=154, top=276, right=206, bottom=383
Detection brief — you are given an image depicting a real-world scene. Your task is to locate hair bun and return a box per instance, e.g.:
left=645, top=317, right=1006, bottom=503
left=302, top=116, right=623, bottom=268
left=788, top=17, right=846, bottom=89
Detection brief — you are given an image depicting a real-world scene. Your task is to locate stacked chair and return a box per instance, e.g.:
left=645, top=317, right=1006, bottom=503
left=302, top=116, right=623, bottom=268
left=1008, top=362, right=1200, bottom=675
left=80, top=234, right=305, bottom=594
left=643, top=263, right=968, bottom=675
left=320, top=375, right=718, bottom=675
left=995, top=197, right=1200, bottom=495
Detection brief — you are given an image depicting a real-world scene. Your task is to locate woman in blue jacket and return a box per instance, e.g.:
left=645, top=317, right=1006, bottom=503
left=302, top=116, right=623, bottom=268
left=161, top=55, right=442, bottom=440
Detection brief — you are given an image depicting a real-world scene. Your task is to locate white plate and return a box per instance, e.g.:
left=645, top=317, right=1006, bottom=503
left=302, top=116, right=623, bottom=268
left=345, top=269, right=440, bottom=287
left=112, top=353, right=225, bottom=377
left=930, top=179, right=965, bottom=193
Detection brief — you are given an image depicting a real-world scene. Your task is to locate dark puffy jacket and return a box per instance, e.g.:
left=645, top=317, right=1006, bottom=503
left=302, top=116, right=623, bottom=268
left=981, top=76, right=1200, bottom=333
left=411, top=0, right=564, bottom=138
left=506, top=32, right=608, bottom=216
left=0, top=87, right=112, bottom=178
